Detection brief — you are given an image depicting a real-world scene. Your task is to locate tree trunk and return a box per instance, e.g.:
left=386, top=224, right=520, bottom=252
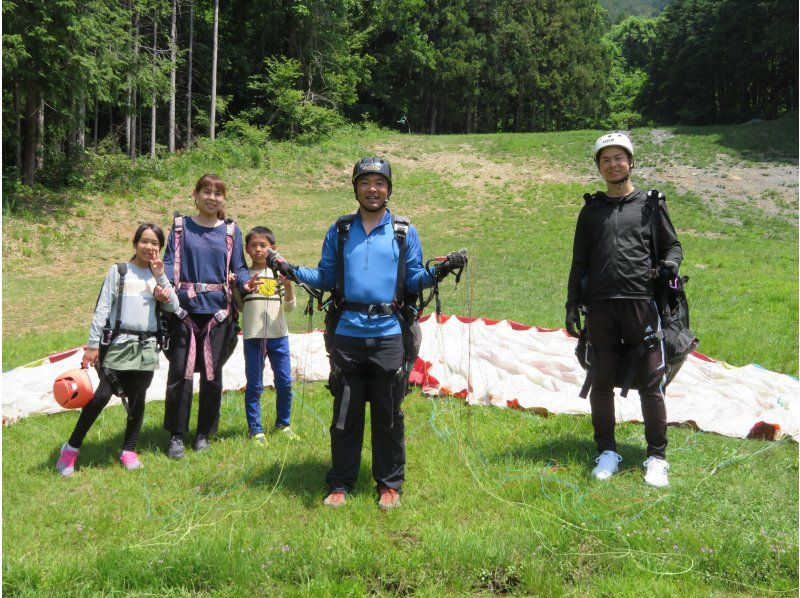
left=130, top=87, right=138, bottom=162
left=210, top=0, right=219, bottom=139
left=14, top=85, right=22, bottom=172
left=125, top=88, right=131, bottom=155
left=130, top=10, right=140, bottom=161
left=465, top=97, right=474, bottom=134
left=22, top=91, right=38, bottom=186
left=94, top=97, right=99, bottom=148
left=77, top=94, right=86, bottom=153
left=169, top=0, right=177, bottom=152
left=36, top=95, right=44, bottom=171
left=151, top=9, right=158, bottom=158
left=428, top=94, right=438, bottom=135
left=138, top=101, right=143, bottom=156
left=186, top=0, right=193, bottom=149
left=514, top=94, right=523, bottom=133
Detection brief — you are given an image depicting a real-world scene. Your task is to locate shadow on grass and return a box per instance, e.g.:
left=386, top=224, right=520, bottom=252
left=672, top=112, right=798, bottom=165
left=40, top=420, right=175, bottom=473
left=498, top=434, right=648, bottom=476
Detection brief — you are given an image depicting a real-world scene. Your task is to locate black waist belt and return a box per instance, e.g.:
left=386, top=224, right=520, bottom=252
left=342, top=301, right=396, bottom=317
left=117, top=328, right=158, bottom=340
left=101, top=328, right=158, bottom=346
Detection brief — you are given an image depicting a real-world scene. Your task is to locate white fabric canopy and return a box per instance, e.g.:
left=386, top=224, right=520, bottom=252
left=3, top=315, right=797, bottom=441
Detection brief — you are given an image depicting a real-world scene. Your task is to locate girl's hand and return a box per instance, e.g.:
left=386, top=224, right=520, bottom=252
left=150, top=258, right=165, bottom=278
left=243, top=273, right=261, bottom=293
left=82, top=348, right=100, bottom=368
left=153, top=284, right=172, bottom=303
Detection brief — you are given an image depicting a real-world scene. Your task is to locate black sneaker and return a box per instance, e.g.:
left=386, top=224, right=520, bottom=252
left=193, top=434, right=210, bottom=452
left=167, top=435, right=185, bottom=460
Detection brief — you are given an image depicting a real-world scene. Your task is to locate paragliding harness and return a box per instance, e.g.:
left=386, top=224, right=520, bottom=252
left=319, top=213, right=423, bottom=371
left=94, top=262, right=166, bottom=413
left=162, top=212, right=240, bottom=381
left=576, top=190, right=699, bottom=398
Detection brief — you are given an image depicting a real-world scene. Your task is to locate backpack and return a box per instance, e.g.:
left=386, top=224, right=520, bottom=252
left=322, top=213, right=422, bottom=375
left=576, top=190, right=699, bottom=397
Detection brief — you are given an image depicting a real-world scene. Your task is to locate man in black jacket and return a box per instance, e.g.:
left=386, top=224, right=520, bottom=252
left=565, top=133, right=683, bottom=487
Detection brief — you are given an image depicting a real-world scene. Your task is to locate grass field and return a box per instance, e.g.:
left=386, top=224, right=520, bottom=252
left=2, top=117, right=798, bottom=595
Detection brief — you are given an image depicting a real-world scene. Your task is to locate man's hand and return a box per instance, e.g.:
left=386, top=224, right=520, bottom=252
left=434, top=249, right=468, bottom=281
left=565, top=308, right=582, bottom=338
left=82, top=348, right=100, bottom=368
left=153, top=284, right=172, bottom=303
left=266, top=250, right=297, bottom=281
left=657, top=260, right=679, bottom=282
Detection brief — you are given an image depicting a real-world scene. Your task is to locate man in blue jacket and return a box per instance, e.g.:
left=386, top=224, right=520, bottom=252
left=268, top=157, right=465, bottom=510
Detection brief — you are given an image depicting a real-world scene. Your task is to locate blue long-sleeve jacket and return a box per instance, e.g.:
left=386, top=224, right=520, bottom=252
left=162, top=217, right=250, bottom=314
left=294, top=210, right=435, bottom=338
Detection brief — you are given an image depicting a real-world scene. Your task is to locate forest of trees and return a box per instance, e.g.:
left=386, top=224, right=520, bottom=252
left=2, top=0, right=796, bottom=187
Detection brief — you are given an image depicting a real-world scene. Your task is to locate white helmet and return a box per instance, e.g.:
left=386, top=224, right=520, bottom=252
left=593, top=133, right=634, bottom=165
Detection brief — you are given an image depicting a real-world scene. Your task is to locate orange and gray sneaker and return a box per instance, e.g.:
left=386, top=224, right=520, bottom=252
left=378, top=487, right=401, bottom=510
left=323, top=491, right=346, bottom=508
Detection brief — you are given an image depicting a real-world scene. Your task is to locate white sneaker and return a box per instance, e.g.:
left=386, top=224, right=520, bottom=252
left=592, top=450, right=622, bottom=480
left=643, top=456, right=670, bottom=487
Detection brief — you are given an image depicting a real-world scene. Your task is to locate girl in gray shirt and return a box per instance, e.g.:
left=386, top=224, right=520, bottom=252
left=56, top=223, right=179, bottom=476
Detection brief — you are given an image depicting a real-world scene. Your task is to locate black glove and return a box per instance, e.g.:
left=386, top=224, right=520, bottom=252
left=434, top=250, right=468, bottom=282
left=657, top=260, right=679, bottom=283
left=565, top=307, right=582, bottom=338
left=266, top=250, right=297, bottom=281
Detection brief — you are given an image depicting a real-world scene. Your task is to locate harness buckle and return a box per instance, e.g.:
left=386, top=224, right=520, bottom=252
left=194, top=282, right=208, bottom=294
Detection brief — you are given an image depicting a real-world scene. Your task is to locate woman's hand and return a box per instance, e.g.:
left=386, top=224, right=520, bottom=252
left=82, top=348, right=100, bottom=368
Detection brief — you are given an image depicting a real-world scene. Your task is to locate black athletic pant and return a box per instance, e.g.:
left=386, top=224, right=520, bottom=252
left=586, top=299, right=668, bottom=459
left=164, top=313, right=233, bottom=436
left=69, top=370, right=155, bottom=451
left=327, top=334, right=406, bottom=494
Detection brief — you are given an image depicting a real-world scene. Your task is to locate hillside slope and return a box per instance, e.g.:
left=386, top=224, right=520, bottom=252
left=3, top=116, right=797, bottom=374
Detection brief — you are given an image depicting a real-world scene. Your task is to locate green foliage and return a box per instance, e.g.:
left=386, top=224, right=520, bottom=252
left=642, top=0, right=798, bottom=124
left=599, top=0, right=672, bottom=24
left=244, top=56, right=344, bottom=142
left=220, top=117, right=271, bottom=146
left=601, top=30, right=651, bottom=128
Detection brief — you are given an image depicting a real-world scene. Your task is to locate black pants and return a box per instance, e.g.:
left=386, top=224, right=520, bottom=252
left=327, top=334, right=406, bottom=493
left=69, top=370, right=154, bottom=452
left=586, top=299, right=668, bottom=459
left=163, top=313, right=236, bottom=436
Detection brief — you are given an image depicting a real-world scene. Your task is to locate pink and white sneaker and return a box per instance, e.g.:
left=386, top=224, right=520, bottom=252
left=120, top=450, right=143, bottom=471
left=56, top=443, right=79, bottom=477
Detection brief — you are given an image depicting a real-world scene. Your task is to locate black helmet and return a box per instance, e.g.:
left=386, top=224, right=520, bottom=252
left=352, top=157, right=392, bottom=195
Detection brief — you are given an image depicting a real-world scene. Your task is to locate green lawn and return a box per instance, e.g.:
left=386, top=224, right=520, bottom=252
left=3, top=385, right=797, bottom=595
left=3, top=119, right=798, bottom=594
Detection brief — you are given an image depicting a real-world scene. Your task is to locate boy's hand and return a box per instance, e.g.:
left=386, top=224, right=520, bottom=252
left=153, top=285, right=172, bottom=303
left=228, top=272, right=237, bottom=284
left=149, top=258, right=165, bottom=278
left=243, top=273, right=262, bottom=293
left=82, top=348, right=100, bottom=368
